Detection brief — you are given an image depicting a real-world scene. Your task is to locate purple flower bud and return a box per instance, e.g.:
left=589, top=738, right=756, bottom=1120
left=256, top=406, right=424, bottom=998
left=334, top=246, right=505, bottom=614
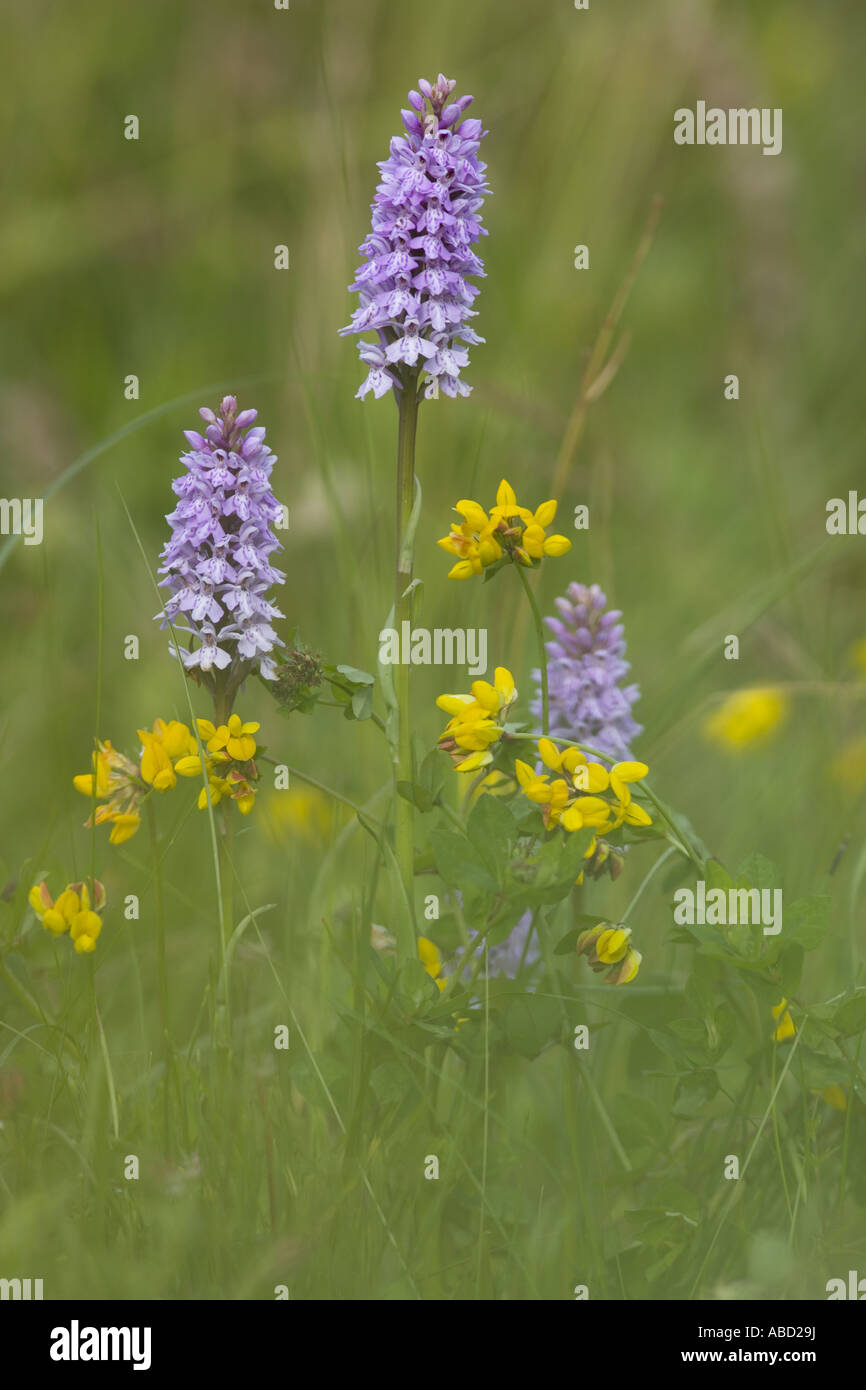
left=340, top=77, right=489, bottom=401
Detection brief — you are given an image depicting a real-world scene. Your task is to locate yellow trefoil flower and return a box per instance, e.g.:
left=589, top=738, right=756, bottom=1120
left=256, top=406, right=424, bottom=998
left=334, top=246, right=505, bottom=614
left=74, top=738, right=143, bottom=843
left=192, top=715, right=262, bottom=817
left=438, top=478, right=572, bottom=579
left=704, top=688, right=788, bottom=750
left=436, top=667, right=517, bottom=772
left=771, top=998, right=796, bottom=1042
left=515, top=738, right=651, bottom=835
left=576, top=923, right=642, bottom=985
left=138, top=718, right=200, bottom=791
left=29, top=878, right=107, bottom=954
left=197, top=714, right=260, bottom=763
left=418, top=936, right=447, bottom=992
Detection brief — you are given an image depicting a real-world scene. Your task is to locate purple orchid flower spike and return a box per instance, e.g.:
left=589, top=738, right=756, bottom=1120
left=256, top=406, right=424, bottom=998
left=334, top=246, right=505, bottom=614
left=532, top=582, right=643, bottom=762
left=340, top=75, right=490, bottom=401
left=156, top=397, right=286, bottom=695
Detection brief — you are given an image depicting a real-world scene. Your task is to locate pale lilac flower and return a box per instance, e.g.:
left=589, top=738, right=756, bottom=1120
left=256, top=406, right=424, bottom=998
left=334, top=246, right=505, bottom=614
left=448, top=908, right=540, bottom=982
left=532, top=582, right=642, bottom=761
left=340, top=74, right=489, bottom=401
left=157, top=397, right=285, bottom=686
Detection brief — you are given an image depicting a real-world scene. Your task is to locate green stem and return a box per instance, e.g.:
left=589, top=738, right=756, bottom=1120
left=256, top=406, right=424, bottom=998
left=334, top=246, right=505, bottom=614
left=147, top=799, right=171, bottom=1054
left=517, top=565, right=549, bottom=736
left=146, top=798, right=175, bottom=1150
left=394, top=373, right=420, bottom=959
left=213, top=685, right=235, bottom=1047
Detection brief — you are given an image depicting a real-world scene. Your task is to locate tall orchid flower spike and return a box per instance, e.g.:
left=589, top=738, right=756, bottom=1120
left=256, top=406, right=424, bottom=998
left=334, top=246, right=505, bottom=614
left=341, top=75, right=489, bottom=402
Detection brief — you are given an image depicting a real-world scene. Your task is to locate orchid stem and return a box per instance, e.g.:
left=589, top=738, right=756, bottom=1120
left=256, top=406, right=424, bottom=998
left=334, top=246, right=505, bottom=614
left=394, top=372, right=420, bottom=959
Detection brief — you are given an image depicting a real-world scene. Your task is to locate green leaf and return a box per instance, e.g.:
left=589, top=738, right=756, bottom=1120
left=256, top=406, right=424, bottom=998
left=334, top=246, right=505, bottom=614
left=705, top=859, right=734, bottom=893
left=350, top=685, right=374, bottom=721
left=398, top=476, right=423, bottom=575
left=673, top=1069, right=718, bottom=1116
left=493, top=988, right=563, bottom=1059
left=337, top=664, right=375, bottom=686
left=428, top=828, right=498, bottom=897
left=778, top=944, right=805, bottom=996
left=784, top=896, right=830, bottom=951
left=369, top=1061, right=410, bottom=1104
left=396, top=781, right=434, bottom=813
left=735, top=853, right=781, bottom=891
left=834, top=991, right=866, bottom=1037
left=417, top=748, right=446, bottom=802
left=466, top=793, right=517, bottom=882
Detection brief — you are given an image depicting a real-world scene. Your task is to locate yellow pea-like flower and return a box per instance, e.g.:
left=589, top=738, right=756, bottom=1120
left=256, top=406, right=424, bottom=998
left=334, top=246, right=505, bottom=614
left=108, top=812, right=141, bottom=845
left=418, top=935, right=447, bottom=991
left=771, top=998, right=796, bottom=1042
left=542, top=534, right=572, bottom=557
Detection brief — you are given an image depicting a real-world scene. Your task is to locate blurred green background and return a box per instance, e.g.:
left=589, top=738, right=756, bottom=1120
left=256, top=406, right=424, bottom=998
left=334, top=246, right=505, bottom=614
left=1, top=0, right=865, bottom=1300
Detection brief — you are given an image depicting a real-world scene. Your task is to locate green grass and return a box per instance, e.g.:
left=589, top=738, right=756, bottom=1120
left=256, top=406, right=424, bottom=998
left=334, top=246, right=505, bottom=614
left=1, top=0, right=865, bottom=1301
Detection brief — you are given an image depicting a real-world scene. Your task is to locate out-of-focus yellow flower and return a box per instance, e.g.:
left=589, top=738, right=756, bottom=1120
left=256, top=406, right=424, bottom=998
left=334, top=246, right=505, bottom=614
left=771, top=998, right=796, bottom=1042
left=704, top=688, right=788, bottom=750
left=438, top=478, right=572, bottom=579
left=436, top=667, right=517, bottom=772
left=830, top=735, right=866, bottom=793
left=576, top=923, right=642, bottom=985
left=263, top=786, right=337, bottom=846
left=848, top=638, right=866, bottom=679
left=816, top=1083, right=847, bottom=1111
left=29, top=878, right=106, bottom=954
left=418, top=936, right=447, bottom=992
